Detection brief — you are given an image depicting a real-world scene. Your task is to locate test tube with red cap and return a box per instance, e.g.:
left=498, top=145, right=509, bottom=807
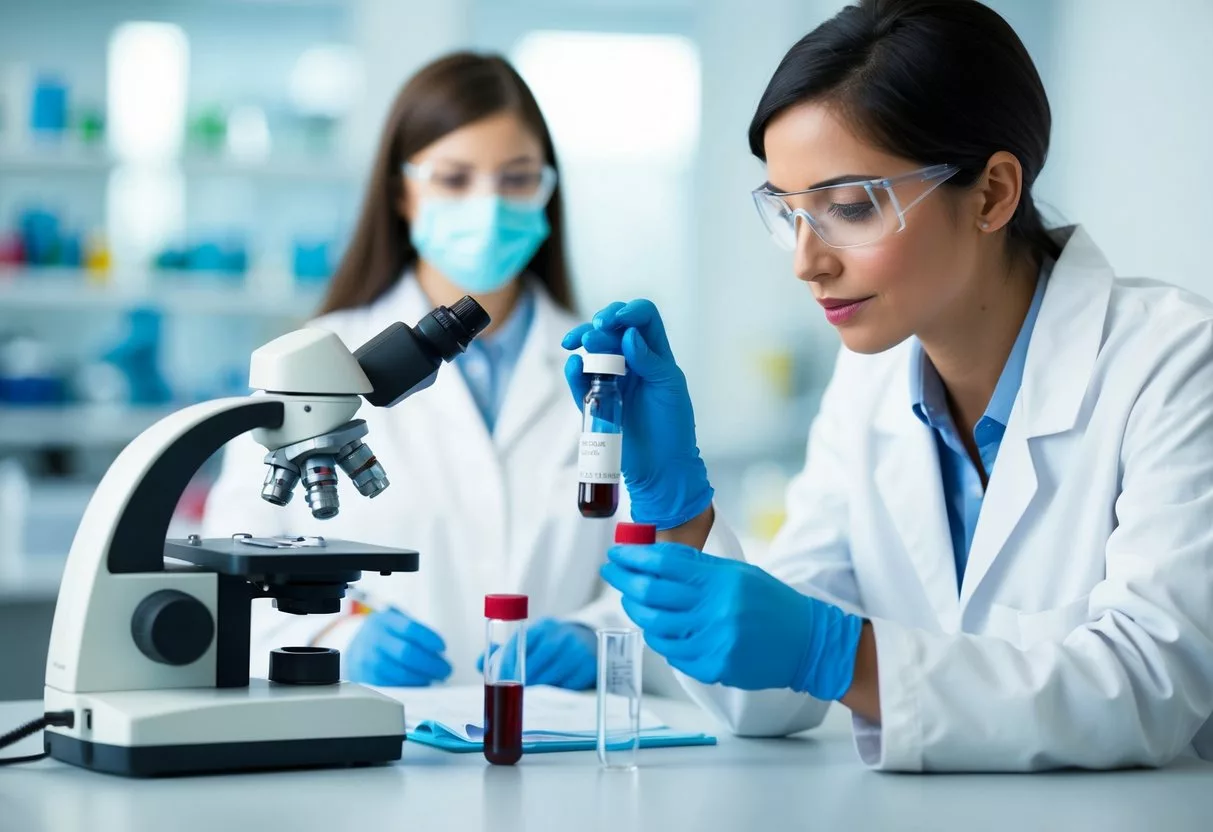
left=483, top=593, right=528, bottom=765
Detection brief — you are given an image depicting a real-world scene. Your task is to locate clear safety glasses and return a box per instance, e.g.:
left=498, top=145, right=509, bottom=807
left=403, top=162, right=557, bottom=208
left=752, top=163, right=961, bottom=250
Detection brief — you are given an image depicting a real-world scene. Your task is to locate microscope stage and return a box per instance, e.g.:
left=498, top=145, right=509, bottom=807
left=163, top=536, right=419, bottom=577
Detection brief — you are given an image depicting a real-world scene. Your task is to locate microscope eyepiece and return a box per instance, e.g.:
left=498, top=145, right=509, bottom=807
left=448, top=296, right=492, bottom=341
left=355, top=296, right=491, bottom=408
left=414, top=296, right=491, bottom=362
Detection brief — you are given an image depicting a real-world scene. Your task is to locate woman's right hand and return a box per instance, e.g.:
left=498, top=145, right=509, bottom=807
left=345, top=608, right=453, bottom=687
left=562, top=299, right=714, bottom=530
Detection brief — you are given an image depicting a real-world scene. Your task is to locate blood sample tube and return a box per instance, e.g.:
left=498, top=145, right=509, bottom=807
left=578, top=353, right=626, bottom=518
left=483, top=593, right=528, bottom=765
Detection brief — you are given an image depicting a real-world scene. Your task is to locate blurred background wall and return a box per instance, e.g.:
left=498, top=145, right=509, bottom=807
left=2, top=0, right=1210, bottom=698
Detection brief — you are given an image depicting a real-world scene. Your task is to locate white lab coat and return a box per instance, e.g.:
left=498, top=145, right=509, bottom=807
left=682, top=226, right=1213, bottom=771
left=202, top=275, right=629, bottom=683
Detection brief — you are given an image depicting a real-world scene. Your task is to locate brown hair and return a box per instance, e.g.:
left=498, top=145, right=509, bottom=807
left=318, top=52, right=575, bottom=315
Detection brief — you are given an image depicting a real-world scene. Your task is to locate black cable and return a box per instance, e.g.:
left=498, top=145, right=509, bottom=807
left=0, top=711, right=74, bottom=766
left=0, top=751, right=49, bottom=765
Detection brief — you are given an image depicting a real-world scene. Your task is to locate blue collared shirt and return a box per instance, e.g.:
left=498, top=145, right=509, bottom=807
left=909, top=264, right=1050, bottom=586
left=454, top=288, right=535, bottom=433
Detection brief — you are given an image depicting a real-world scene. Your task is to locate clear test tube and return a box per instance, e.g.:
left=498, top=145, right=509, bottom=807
left=597, top=627, right=643, bottom=770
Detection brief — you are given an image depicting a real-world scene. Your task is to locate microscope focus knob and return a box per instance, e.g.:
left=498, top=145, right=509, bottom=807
left=131, top=590, right=215, bottom=666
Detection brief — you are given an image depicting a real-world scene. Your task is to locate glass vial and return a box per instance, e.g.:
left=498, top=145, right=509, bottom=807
left=578, top=353, right=627, bottom=518
left=483, top=593, right=528, bottom=765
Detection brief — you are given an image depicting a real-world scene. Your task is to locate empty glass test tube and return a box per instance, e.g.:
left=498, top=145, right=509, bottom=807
left=597, top=627, right=643, bottom=770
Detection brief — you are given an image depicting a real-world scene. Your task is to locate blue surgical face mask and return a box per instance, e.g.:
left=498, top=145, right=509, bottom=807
left=410, top=196, right=550, bottom=294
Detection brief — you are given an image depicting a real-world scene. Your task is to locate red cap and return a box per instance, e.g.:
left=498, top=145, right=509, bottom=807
left=484, top=594, right=528, bottom=621
left=614, top=522, right=657, bottom=545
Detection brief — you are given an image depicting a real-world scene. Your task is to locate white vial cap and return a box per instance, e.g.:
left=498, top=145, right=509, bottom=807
left=581, top=353, right=627, bottom=376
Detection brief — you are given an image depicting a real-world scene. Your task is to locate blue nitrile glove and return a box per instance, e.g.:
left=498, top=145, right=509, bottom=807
left=345, top=608, right=453, bottom=687
left=601, top=542, right=864, bottom=700
left=476, top=618, right=598, bottom=690
left=561, top=299, right=714, bottom=530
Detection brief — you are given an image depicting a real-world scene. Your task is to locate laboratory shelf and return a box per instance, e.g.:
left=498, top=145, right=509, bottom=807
left=0, top=268, right=324, bottom=318
left=0, top=146, right=112, bottom=174
left=180, top=156, right=358, bottom=184
left=0, top=148, right=357, bottom=184
left=0, top=404, right=181, bottom=448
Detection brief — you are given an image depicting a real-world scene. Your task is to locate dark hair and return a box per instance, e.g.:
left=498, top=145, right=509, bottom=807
left=319, top=52, right=574, bottom=316
left=749, top=0, right=1061, bottom=264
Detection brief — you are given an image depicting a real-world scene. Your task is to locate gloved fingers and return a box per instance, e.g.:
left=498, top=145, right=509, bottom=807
left=663, top=651, right=725, bottom=686
left=366, top=662, right=443, bottom=687
left=605, top=299, right=674, bottom=358
left=642, top=630, right=707, bottom=662
left=527, top=630, right=574, bottom=684
left=620, top=328, right=679, bottom=383
left=606, top=542, right=712, bottom=584
left=369, top=607, right=413, bottom=635
left=525, top=617, right=561, bottom=647
left=376, top=639, right=452, bottom=683
left=364, top=647, right=446, bottom=686
left=601, top=562, right=702, bottom=611
left=590, top=301, right=629, bottom=331
left=546, top=626, right=598, bottom=689
left=564, top=622, right=598, bottom=656
left=544, top=647, right=592, bottom=690
left=526, top=627, right=565, bottom=666
left=563, top=660, right=598, bottom=691
left=621, top=596, right=701, bottom=639
left=401, top=619, right=448, bottom=655
left=534, top=656, right=576, bottom=688
left=578, top=328, right=625, bottom=354
left=561, top=322, right=595, bottom=350
left=489, top=631, right=526, bottom=679
left=563, top=355, right=592, bottom=407
left=476, top=642, right=502, bottom=674
left=374, top=610, right=448, bottom=655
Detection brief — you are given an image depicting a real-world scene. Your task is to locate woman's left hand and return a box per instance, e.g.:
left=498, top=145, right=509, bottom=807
left=602, top=542, right=864, bottom=700
left=478, top=618, right=598, bottom=690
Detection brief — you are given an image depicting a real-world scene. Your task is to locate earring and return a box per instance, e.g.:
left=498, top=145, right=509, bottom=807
left=980, top=221, right=991, bottom=230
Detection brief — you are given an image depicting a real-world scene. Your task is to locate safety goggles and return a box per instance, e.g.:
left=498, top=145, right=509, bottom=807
left=752, top=163, right=960, bottom=250
left=403, top=162, right=557, bottom=208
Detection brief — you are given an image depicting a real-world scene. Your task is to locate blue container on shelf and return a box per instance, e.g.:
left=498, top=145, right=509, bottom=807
left=102, top=307, right=172, bottom=405
left=186, top=241, right=227, bottom=272
left=0, top=375, right=66, bottom=404
left=154, top=246, right=187, bottom=271
left=292, top=239, right=331, bottom=284
left=30, top=74, right=69, bottom=137
left=20, top=208, right=60, bottom=266
left=58, top=232, right=83, bottom=268
left=222, top=244, right=248, bottom=275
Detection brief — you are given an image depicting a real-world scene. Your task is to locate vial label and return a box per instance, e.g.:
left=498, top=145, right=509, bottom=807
left=578, top=432, right=622, bottom=484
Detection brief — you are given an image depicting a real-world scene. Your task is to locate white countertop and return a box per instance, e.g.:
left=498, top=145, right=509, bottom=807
left=3, top=695, right=1213, bottom=832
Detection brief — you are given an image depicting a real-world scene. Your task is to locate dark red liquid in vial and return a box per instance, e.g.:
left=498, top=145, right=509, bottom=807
left=484, top=682, right=524, bottom=765
left=578, top=482, right=619, bottom=518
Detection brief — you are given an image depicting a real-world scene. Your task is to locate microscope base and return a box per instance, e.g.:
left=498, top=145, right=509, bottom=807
left=43, top=678, right=406, bottom=777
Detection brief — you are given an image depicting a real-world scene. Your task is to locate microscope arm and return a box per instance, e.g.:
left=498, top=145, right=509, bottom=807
left=46, top=397, right=285, bottom=693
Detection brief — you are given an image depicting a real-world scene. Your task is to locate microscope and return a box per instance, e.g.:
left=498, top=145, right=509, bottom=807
left=39, top=296, right=490, bottom=777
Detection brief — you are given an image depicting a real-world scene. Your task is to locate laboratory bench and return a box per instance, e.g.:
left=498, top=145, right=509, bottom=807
left=2, top=696, right=1212, bottom=831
